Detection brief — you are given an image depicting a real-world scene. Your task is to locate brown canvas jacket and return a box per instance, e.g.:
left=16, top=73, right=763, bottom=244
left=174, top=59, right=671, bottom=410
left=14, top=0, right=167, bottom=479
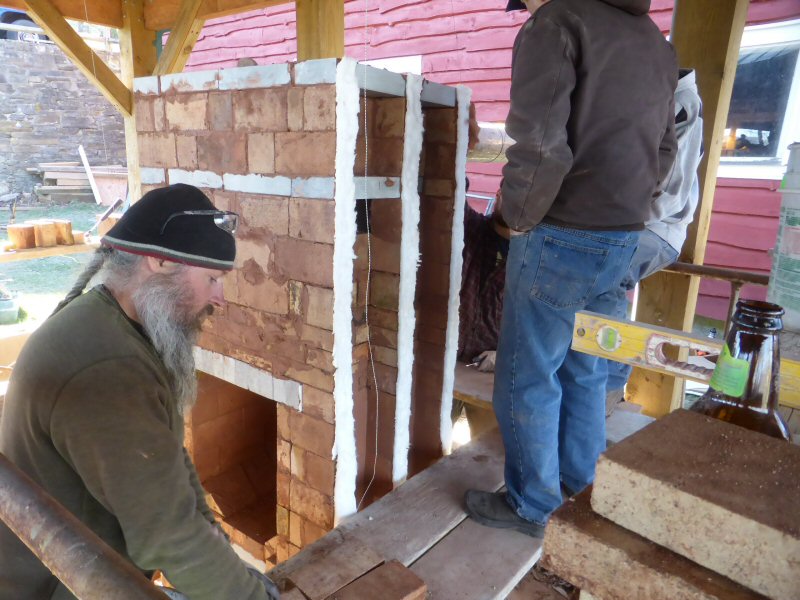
left=501, top=0, right=678, bottom=232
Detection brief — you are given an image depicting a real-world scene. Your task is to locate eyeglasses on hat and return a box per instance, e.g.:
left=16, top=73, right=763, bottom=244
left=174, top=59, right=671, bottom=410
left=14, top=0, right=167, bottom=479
left=159, top=210, right=239, bottom=236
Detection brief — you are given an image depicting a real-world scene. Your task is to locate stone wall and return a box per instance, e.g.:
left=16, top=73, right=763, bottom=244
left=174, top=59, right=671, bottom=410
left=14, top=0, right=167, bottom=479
left=0, top=40, right=125, bottom=197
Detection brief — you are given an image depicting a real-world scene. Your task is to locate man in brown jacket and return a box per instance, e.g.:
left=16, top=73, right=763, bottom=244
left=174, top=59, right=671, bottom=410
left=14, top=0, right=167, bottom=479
left=466, top=0, right=677, bottom=537
left=0, top=184, right=278, bottom=599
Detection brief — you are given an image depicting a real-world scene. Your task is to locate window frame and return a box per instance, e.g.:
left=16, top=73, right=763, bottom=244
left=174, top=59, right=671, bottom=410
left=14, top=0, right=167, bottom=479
left=718, top=18, right=800, bottom=180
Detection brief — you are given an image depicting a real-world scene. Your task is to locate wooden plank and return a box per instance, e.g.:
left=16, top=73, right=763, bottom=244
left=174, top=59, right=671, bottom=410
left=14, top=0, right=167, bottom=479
left=1, top=0, right=121, bottom=27
left=287, top=535, right=383, bottom=600
left=0, top=242, right=99, bottom=264
left=453, top=362, right=494, bottom=408
left=573, top=311, right=800, bottom=411
left=270, top=430, right=506, bottom=585
left=630, top=0, right=750, bottom=417
left=144, top=0, right=290, bottom=31
left=153, top=0, right=206, bottom=76
left=24, top=0, right=132, bottom=116
left=333, top=560, right=426, bottom=600
left=296, top=0, right=344, bottom=61
left=410, top=518, right=542, bottom=600
left=120, top=0, right=158, bottom=204
left=78, top=145, right=103, bottom=204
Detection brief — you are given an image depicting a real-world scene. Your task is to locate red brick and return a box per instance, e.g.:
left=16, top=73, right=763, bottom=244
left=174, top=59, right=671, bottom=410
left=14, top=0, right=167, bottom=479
left=277, top=471, right=291, bottom=507
left=306, top=348, right=334, bottom=374
left=423, top=178, right=455, bottom=197
left=273, top=238, right=333, bottom=288
left=369, top=201, right=403, bottom=243
left=302, top=452, right=335, bottom=496
left=289, top=198, right=335, bottom=243
left=289, top=411, right=335, bottom=458
left=203, top=465, right=257, bottom=517
left=372, top=97, right=406, bottom=138
left=354, top=137, right=405, bottom=177
left=297, top=323, right=334, bottom=353
left=236, top=268, right=289, bottom=315
left=175, top=134, right=198, bottom=169
left=303, top=85, right=335, bottom=131
left=289, top=280, right=303, bottom=317
left=369, top=271, right=400, bottom=311
left=209, top=189, right=238, bottom=213
left=288, top=87, right=304, bottom=131
left=301, top=386, right=334, bottom=424
left=304, top=285, right=333, bottom=330
left=275, top=132, right=335, bottom=177
left=424, top=142, right=457, bottom=178
left=288, top=511, right=303, bottom=547
left=277, top=438, right=291, bottom=473
left=153, top=98, right=166, bottom=131
left=370, top=326, right=398, bottom=349
left=290, top=479, right=334, bottom=529
left=134, top=97, right=156, bottom=132
left=275, top=535, right=290, bottom=563
left=197, top=131, right=247, bottom=174
left=138, top=132, right=177, bottom=168
left=286, top=363, right=334, bottom=392
left=302, top=518, right=328, bottom=546
left=362, top=306, right=398, bottom=330
left=424, top=107, right=457, bottom=143
left=373, top=363, right=398, bottom=395
left=165, top=92, right=209, bottom=131
left=277, top=404, right=291, bottom=440
left=208, top=92, right=233, bottom=131
left=276, top=505, right=289, bottom=537
left=374, top=346, right=398, bottom=367
left=239, top=194, right=289, bottom=237
left=248, top=132, right=275, bottom=174
left=365, top=235, right=402, bottom=275
left=233, top=88, right=288, bottom=132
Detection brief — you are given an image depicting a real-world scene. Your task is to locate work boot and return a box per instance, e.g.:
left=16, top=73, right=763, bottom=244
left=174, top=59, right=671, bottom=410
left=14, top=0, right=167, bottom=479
left=464, top=490, right=545, bottom=538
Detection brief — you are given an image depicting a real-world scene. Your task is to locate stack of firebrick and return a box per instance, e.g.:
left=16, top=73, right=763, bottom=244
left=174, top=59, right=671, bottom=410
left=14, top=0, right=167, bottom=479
left=541, top=409, right=799, bottom=600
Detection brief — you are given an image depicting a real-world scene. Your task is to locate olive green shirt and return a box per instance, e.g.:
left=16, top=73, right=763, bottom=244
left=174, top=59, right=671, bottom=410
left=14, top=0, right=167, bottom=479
left=0, top=286, right=270, bottom=599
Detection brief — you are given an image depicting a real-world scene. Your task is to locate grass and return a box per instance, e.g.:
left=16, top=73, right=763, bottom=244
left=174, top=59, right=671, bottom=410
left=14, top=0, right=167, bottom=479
left=1, top=202, right=101, bottom=325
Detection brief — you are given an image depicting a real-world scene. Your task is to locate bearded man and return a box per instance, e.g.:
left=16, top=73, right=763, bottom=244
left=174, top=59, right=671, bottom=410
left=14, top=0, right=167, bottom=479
left=0, top=184, right=278, bottom=600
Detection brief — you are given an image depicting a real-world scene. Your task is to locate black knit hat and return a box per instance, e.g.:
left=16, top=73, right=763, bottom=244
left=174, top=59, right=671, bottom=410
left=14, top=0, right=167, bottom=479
left=102, top=184, right=237, bottom=270
left=506, top=0, right=526, bottom=10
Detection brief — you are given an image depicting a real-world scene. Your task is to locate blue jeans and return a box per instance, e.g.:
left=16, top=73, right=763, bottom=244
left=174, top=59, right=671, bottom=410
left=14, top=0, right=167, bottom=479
left=605, top=230, right=679, bottom=392
left=492, top=223, right=638, bottom=523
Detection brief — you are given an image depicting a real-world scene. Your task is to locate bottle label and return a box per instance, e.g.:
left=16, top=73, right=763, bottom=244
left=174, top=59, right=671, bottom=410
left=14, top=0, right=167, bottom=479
left=709, top=344, right=749, bottom=398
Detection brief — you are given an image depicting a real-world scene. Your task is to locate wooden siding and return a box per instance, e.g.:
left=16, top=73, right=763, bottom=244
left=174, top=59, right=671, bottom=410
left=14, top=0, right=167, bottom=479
left=186, top=0, right=800, bottom=320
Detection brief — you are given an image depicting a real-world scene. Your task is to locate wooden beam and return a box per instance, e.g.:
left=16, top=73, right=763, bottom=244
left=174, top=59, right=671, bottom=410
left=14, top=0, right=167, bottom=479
left=119, top=0, right=158, bottom=204
left=144, top=0, right=290, bottom=31
left=628, top=0, right=750, bottom=417
left=153, top=0, right=205, bottom=76
left=10, top=0, right=121, bottom=27
left=296, top=0, right=344, bottom=61
left=23, top=0, right=132, bottom=116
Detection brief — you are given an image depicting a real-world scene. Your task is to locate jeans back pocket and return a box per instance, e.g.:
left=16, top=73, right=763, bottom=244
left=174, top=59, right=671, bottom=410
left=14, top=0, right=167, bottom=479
left=531, top=236, right=609, bottom=309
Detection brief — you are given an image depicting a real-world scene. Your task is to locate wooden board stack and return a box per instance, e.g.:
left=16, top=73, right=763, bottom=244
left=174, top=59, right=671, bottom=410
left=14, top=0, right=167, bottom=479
left=541, top=410, right=800, bottom=599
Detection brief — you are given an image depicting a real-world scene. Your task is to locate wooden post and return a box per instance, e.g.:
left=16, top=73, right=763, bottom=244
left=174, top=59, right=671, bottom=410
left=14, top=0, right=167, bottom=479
left=119, top=0, right=158, bottom=205
left=296, top=0, right=344, bottom=61
left=153, top=0, right=206, bottom=76
left=628, top=0, right=750, bottom=417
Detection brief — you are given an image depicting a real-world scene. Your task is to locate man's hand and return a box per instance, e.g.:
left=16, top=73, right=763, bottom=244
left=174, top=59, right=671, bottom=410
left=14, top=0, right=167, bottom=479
left=473, top=351, right=497, bottom=373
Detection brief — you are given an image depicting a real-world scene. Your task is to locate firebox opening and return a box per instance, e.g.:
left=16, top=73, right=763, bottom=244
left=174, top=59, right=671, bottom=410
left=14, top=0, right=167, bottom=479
left=187, top=372, right=277, bottom=562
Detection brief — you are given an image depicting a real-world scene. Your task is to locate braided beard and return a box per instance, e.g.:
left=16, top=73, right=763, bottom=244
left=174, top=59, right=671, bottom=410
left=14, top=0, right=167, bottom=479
left=131, top=270, right=212, bottom=414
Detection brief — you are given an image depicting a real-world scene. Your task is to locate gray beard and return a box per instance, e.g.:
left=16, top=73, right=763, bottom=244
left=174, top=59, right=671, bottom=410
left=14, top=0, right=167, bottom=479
left=131, top=272, right=209, bottom=415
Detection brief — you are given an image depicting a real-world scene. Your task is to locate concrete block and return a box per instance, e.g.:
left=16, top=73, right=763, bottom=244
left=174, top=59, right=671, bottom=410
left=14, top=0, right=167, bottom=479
left=223, top=173, right=291, bottom=196
left=168, top=169, right=223, bottom=189
left=354, top=176, right=400, bottom=199
left=161, top=70, right=218, bottom=93
left=591, top=409, right=800, bottom=600
left=291, top=177, right=334, bottom=200
left=294, top=58, right=337, bottom=85
left=541, top=489, right=765, bottom=600
left=133, top=76, right=159, bottom=95
left=140, top=167, right=165, bottom=185
left=219, top=64, right=291, bottom=90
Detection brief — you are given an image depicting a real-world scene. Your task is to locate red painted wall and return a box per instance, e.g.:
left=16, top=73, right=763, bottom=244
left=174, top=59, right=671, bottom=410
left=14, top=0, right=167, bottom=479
left=187, top=0, right=800, bottom=320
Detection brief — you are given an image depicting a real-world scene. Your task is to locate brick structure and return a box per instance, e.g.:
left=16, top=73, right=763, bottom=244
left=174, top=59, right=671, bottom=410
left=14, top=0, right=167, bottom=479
left=133, top=60, right=466, bottom=566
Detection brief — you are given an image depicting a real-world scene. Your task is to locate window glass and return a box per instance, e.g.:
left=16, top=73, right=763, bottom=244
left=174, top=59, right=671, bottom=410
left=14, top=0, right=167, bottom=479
left=723, top=45, right=799, bottom=159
